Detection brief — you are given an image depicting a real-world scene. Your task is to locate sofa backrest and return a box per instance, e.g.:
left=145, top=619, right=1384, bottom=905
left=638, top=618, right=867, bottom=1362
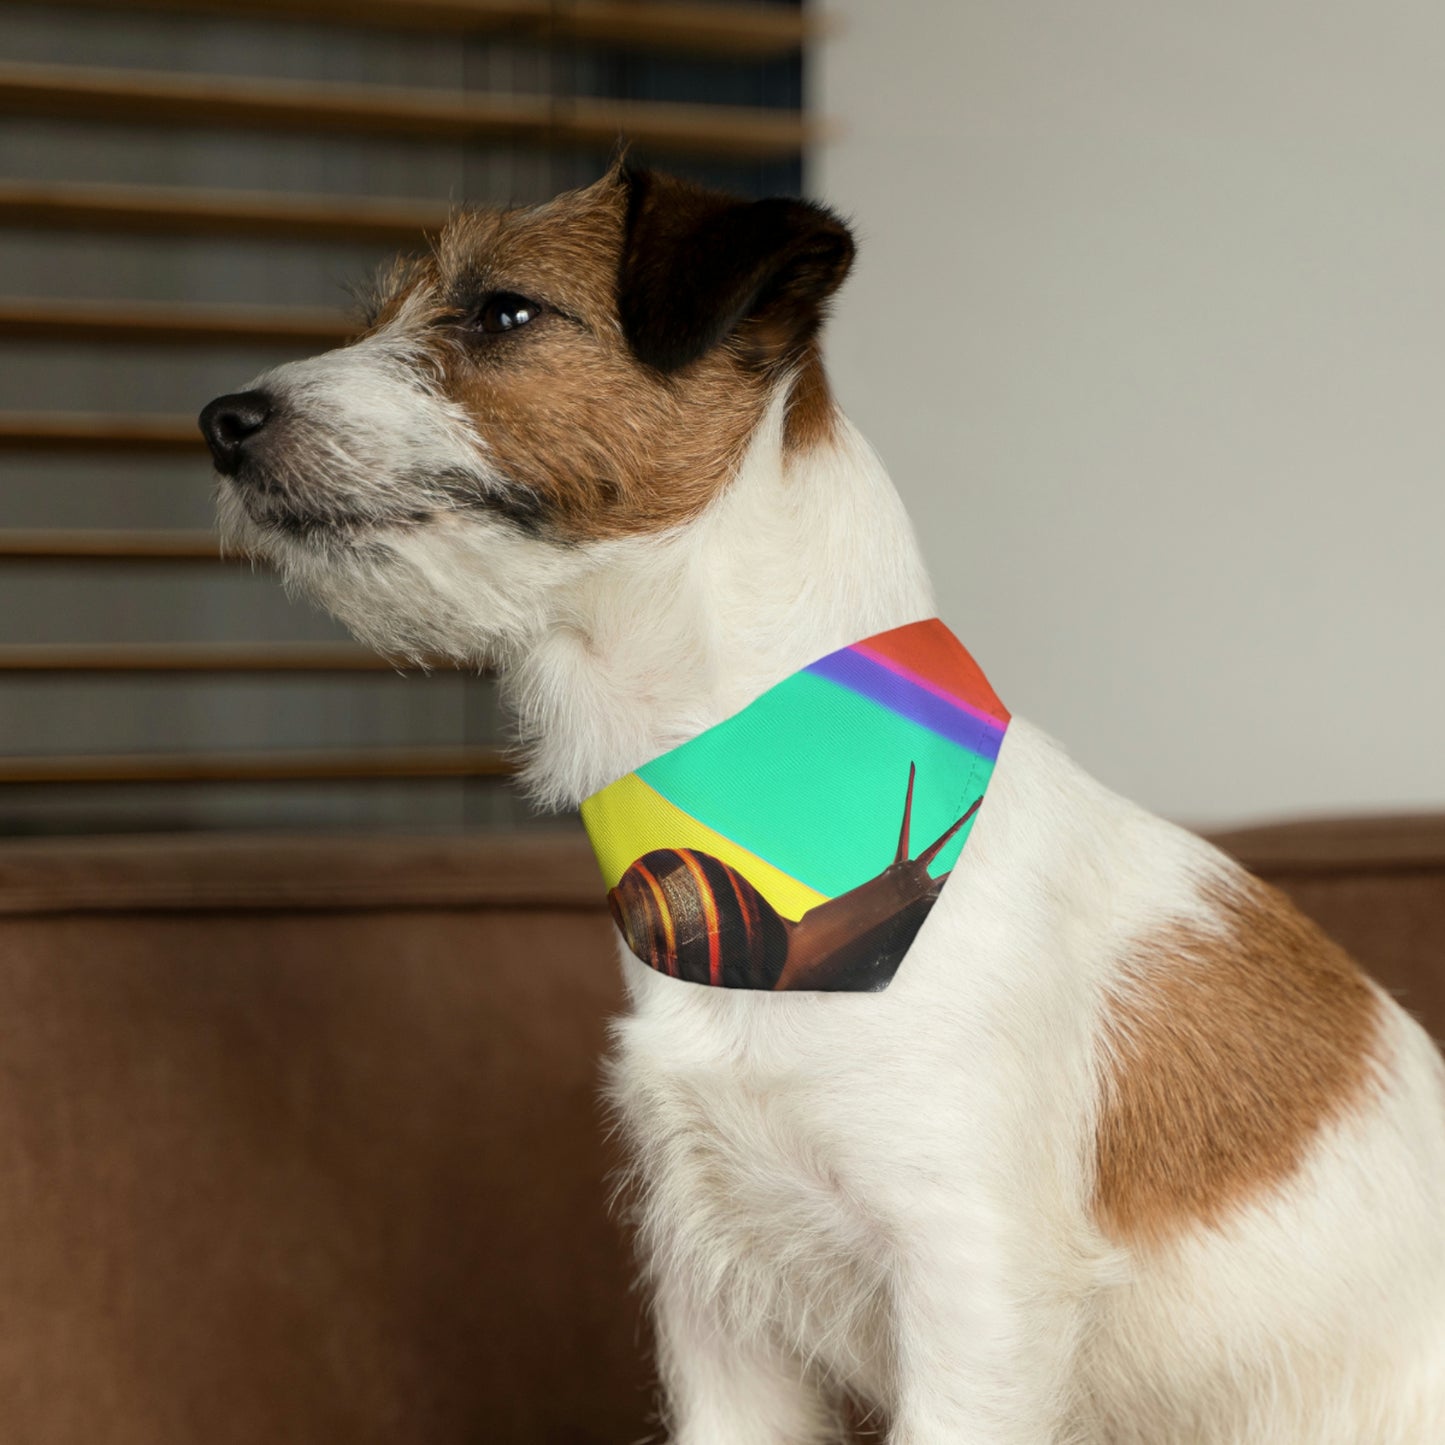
left=0, top=820, right=1439, bottom=1442
left=0, top=832, right=648, bottom=1445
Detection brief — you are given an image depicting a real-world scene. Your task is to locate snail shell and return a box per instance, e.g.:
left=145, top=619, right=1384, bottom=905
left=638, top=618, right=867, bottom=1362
left=607, top=848, right=792, bottom=990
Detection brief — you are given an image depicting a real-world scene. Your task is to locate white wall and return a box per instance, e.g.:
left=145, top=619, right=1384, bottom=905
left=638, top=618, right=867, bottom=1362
left=813, top=1, right=1445, bottom=828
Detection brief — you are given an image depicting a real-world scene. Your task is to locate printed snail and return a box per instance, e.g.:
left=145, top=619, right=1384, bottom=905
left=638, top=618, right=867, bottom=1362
left=608, top=764, right=981, bottom=992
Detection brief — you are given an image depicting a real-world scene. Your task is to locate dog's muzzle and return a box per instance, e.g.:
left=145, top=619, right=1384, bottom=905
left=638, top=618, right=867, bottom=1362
left=199, top=390, right=274, bottom=476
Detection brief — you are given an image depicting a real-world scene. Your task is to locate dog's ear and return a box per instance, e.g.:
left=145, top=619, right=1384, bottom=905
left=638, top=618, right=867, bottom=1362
left=618, top=167, right=855, bottom=375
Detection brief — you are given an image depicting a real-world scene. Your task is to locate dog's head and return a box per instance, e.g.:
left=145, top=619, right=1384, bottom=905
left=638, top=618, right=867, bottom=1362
left=199, top=166, right=854, bottom=662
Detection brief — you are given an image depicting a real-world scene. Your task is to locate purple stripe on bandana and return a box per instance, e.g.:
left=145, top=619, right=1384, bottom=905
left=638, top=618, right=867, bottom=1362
left=806, top=647, right=1007, bottom=762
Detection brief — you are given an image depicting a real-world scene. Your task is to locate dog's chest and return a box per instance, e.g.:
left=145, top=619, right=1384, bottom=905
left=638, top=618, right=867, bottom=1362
left=611, top=999, right=895, bottom=1390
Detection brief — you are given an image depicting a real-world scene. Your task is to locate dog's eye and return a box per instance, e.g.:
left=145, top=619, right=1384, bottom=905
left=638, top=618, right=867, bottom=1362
left=474, top=292, right=542, bottom=335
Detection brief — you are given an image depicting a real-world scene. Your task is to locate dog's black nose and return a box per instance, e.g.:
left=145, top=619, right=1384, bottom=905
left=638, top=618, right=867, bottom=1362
left=199, top=390, right=273, bottom=475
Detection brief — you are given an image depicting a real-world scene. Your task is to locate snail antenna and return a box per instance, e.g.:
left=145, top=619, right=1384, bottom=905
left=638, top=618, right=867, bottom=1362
left=915, top=796, right=983, bottom=871
left=895, top=762, right=917, bottom=865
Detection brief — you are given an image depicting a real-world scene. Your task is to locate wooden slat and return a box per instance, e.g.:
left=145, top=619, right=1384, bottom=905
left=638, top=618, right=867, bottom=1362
left=0, top=643, right=412, bottom=672
left=560, top=0, right=815, bottom=56
left=0, top=180, right=449, bottom=245
left=0, top=412, right=201, bottom=452
left=22, top=0, right=815, bottom=59
left=0, top=746, right=512, bottom=784
left=0, top=297, right=353, bottom=348
left=0, top=62, right=817, bottom=161
left=0, top=530, right=228, bottom=562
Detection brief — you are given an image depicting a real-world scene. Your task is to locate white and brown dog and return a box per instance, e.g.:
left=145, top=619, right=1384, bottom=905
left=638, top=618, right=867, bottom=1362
left=201, top=166, right=1445, bottom=1443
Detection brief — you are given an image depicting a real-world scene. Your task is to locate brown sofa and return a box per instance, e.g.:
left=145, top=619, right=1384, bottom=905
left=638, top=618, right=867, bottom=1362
left=0, top=819, right=1439, bottom=1443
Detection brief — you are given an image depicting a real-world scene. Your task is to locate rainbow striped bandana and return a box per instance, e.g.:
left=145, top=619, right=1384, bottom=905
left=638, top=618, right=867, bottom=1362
left=580, top=619, right=1010, bottom=993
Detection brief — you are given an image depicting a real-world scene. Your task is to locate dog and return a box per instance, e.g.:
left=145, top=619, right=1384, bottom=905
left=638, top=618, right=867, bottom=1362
left=200, top=164, right=1445, bottom=1443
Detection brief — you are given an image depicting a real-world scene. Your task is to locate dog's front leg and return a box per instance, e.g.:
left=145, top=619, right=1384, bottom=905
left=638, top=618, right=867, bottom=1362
left=654, top=1275, right=842, bottom=1445
left=885, top=1228, right=1085, bottom=1445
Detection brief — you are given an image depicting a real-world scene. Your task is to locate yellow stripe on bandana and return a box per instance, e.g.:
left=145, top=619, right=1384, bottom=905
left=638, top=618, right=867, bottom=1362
left=581, top=772, right=826, bottom=923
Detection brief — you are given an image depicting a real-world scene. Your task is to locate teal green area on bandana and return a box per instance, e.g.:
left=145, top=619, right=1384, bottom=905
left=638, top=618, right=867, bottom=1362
left=581, top=619, right=1010, bottom=924
left=640, top=672, right=981, bottom=897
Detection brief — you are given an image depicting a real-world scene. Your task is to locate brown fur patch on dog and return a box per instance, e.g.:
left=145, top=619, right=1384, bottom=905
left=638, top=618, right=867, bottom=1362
left=365, top=173, right=820, bottom=542
left=782, top=341, right=839, bottom=453
left=1094, top=873, right=1382, bottom=1247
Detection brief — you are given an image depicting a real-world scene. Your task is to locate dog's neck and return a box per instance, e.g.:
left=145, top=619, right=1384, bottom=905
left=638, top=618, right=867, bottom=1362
left=506, top=391, right=937, bottom=809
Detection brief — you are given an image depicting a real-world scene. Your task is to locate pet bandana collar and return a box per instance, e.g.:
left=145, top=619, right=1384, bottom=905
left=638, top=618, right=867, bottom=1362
left=580, top=619, right=1010, bottom=993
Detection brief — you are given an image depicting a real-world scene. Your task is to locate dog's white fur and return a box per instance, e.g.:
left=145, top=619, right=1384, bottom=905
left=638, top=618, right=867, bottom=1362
left=215, top=211, right=1445, bottom=1443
